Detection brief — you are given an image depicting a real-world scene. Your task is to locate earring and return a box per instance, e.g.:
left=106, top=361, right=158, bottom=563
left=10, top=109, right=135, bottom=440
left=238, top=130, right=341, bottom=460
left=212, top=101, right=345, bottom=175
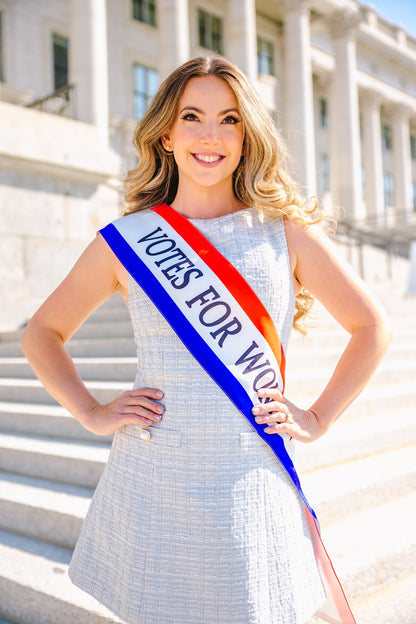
left=163, top=145, right=173, bottom=154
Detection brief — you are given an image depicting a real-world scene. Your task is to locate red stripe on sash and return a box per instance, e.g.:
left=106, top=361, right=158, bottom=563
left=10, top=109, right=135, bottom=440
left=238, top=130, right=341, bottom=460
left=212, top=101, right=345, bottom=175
left=152, top=204, right=286, bottom=387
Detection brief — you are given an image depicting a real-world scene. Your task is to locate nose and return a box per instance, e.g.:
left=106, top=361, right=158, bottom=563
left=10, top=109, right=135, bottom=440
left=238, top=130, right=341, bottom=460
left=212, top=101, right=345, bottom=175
left=201, top=120, right=219, bottom=144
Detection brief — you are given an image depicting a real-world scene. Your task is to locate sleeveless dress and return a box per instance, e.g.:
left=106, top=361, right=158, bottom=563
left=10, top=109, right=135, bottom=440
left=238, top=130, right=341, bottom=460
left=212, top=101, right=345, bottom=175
left=69, top=207, right=326, bottom=624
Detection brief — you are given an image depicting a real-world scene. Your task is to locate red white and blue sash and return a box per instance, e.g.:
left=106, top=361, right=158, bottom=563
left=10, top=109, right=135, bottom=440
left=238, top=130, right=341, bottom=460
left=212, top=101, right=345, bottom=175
left=100, top=203, right=356, bottom=624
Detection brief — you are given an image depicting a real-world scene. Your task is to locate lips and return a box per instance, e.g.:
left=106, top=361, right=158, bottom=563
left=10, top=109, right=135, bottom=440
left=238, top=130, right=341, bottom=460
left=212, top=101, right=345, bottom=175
left=192, top=153, right=225, bottom=164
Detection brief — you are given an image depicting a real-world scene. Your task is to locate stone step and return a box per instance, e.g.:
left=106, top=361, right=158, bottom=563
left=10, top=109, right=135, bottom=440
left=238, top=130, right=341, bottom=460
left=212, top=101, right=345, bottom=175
left=0, top=337, right=137, bottom=358
left=0, top=356, right=138, bottom=381
left=0, top=402, right=113, bottom=443
left=302, top=445, right=416, bottom=526
left=87, top=307, right=130, bottom=323
left=296, top=408, right=416, bottom=473
left=87, top=300, right=130, bottom=323
left=289, top=326, right=416, bottom=350
left=0, top=471, right=92, bottom=549
left=0, top=378, right=131, bottom=405
left=287, top=341, right=414, bottom=369
left=0, top=320, right=134, bottom=344
left=323, top=493, right=416, bottom=605
left=0, top=530, right=124, bottom=624
left=285, top=358, right=416, bottom=396
left=0, top=433, right=109, bottom=488
left=72, top=320, right=134, bottom=339
left=295, top=380, right=416, bottom=421
left=354, top=572, right=416, bottom=624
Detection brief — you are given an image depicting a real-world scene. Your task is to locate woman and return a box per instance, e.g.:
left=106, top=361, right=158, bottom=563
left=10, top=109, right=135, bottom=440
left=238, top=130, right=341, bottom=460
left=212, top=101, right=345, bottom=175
left=21, top=56, right=392, bottom=624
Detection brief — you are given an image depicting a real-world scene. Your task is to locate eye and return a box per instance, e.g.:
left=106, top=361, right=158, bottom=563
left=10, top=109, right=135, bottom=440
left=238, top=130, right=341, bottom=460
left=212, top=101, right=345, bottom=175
left=181, top=112, right=199, bottom=121
left=222, top=115, right=240, bottom=125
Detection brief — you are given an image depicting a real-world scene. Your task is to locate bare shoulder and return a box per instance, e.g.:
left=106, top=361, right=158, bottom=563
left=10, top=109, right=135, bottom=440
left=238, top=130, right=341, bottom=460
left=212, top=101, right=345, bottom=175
left=284, top=218, right=327, bottom=250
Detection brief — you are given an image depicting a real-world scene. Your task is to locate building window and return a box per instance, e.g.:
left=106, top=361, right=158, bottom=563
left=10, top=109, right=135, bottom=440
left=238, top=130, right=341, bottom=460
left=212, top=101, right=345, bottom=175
left=198, top=9, right=223, bottom=54
left=410, top=134, right=416, bottom=160
left=319, top=98, right=328, bottom=128
left=132, top=0, right=156, bottom=26
left=0, top=12, right=4, bottom=82
left=383, top=173, right=394, bottom=207
left=133, top=64, right=158, bottom=119
left=382, top=123, right=392, bottom=150
left=320, top=154, right=329, bottom=193
left=53, top=33, right=69, bottom=91
left=257, top=37, right=274, bottom=76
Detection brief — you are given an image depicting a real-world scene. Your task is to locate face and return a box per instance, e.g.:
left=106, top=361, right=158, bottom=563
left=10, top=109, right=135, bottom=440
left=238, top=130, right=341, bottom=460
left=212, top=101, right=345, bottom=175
left=162, top=75, right=244, bottom=195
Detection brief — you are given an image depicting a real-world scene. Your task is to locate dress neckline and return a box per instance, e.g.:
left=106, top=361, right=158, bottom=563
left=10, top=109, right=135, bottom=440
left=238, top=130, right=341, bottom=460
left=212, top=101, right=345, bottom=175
left=186, top=206, right=256, bottom=224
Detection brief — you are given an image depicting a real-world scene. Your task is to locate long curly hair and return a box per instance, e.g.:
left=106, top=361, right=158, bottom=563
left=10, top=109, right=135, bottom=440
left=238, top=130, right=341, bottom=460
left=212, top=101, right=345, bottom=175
left=124, top=56, right=323, bottom=331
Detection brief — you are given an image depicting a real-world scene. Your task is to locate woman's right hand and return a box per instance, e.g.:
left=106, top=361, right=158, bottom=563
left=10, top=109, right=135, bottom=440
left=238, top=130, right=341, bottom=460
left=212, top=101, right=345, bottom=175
left=81, top=388, right=165, bottom=436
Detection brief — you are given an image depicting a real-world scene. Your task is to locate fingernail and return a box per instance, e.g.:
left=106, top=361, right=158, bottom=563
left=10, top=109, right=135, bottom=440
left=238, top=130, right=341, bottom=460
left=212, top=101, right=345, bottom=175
left=252, top=407, right=260, bottom=415
left=254, top=416, right=262, bottom=423
left=156, top=391, right=164, bottom=398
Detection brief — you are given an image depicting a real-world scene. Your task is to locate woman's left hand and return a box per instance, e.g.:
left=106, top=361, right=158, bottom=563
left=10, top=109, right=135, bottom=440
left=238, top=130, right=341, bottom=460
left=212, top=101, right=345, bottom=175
left=251, top=388, right=328, bottom=443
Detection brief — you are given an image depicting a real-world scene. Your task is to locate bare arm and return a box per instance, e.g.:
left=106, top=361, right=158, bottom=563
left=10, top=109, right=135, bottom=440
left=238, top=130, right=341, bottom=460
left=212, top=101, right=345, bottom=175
left=21, top=234, right=164, bottom=436
left=252, top=221, right=393, bottom=442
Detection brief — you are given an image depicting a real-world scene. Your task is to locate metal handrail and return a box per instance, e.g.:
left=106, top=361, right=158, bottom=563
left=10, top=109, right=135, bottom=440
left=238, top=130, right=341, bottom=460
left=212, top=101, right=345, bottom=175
left=25, top=84, right=76, bottom=118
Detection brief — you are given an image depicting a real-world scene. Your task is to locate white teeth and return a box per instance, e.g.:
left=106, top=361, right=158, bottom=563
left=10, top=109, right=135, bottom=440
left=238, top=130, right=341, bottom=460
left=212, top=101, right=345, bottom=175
left=195, top=154, right=222, bottom=163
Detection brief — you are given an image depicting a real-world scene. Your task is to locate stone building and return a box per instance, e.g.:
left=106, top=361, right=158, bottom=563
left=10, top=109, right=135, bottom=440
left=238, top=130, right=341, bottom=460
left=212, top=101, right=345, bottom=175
left=1, top=0, right=416, bottom=329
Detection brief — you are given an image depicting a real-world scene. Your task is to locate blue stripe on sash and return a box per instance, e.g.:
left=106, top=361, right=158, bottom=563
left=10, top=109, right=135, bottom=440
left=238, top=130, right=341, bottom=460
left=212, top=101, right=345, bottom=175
left=100, top=222, right=316, bottom=520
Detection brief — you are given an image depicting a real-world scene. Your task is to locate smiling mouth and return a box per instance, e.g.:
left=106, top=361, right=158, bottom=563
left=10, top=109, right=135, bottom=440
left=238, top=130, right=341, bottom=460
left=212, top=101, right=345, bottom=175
left=192, top=153, right=225, bottom=164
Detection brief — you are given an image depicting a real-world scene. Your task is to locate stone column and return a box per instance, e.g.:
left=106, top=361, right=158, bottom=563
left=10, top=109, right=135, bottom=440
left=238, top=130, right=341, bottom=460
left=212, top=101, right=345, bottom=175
left=360, top=90, right=384, bottom=226
left=158, top=0, right=190, bottom=80
left=391, top=104, right=413, bottom=216
left=282, top=0, right=316, bottom=197
left=327, top=9, right=363, bottom=221
left=227, top=0, right=257, bottom=82
left=70, top=0, right=109, bottom=147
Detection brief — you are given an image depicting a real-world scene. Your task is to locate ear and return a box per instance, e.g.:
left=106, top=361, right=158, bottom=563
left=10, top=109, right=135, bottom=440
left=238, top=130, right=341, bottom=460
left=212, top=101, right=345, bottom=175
left=161, top=134, right=172, bottom=151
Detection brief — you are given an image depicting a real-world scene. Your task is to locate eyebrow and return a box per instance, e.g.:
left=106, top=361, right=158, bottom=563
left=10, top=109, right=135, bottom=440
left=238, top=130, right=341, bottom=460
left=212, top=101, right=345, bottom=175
left=179, top=106, right=240, bottom=116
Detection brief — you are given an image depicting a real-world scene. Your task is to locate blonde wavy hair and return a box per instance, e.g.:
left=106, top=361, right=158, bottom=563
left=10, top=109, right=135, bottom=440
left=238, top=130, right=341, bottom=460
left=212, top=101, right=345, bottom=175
left=124, top=56, right=323, bottom=331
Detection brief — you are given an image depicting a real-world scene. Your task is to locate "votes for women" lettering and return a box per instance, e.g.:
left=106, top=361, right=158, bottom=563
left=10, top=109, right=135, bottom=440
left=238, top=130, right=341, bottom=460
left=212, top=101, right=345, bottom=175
left=137, top=225, right=281, bottom=396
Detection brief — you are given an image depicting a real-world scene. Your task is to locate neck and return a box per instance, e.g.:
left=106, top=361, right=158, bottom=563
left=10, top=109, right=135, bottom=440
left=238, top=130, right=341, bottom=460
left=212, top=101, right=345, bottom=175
left=170, top=182, right=246, bottom=220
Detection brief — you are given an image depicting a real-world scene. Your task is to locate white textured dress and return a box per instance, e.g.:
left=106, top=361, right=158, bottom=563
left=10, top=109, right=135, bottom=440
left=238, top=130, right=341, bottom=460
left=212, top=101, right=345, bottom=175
left=69, top=207, right=326, bottom=624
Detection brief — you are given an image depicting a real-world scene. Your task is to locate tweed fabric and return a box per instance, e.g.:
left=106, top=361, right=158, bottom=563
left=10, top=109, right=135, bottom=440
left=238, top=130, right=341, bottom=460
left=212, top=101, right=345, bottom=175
left=69, top=208, right=326, bottom=624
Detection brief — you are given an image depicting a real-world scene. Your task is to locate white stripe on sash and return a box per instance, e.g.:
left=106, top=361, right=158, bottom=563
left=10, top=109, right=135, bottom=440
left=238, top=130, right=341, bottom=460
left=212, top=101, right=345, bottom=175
left=114, top=210, right=286, bottom=426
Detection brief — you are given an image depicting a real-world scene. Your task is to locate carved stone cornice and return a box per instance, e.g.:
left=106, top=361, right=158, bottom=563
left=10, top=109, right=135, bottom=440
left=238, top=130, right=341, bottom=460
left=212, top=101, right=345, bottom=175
left=326, top=8, right=362, bottom=41
left=313, top=70, right=331, bottom=91
left=280, top=0, right=309, bottom=16
left=359, top=89, right=384, bottom=111
left=387, top=102, right=414, bottom=121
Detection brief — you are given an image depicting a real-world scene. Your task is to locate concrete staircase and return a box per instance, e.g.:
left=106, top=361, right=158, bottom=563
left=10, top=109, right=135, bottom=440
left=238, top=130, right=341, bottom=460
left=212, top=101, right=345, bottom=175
left=0, top=287, right=414, bottom=624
